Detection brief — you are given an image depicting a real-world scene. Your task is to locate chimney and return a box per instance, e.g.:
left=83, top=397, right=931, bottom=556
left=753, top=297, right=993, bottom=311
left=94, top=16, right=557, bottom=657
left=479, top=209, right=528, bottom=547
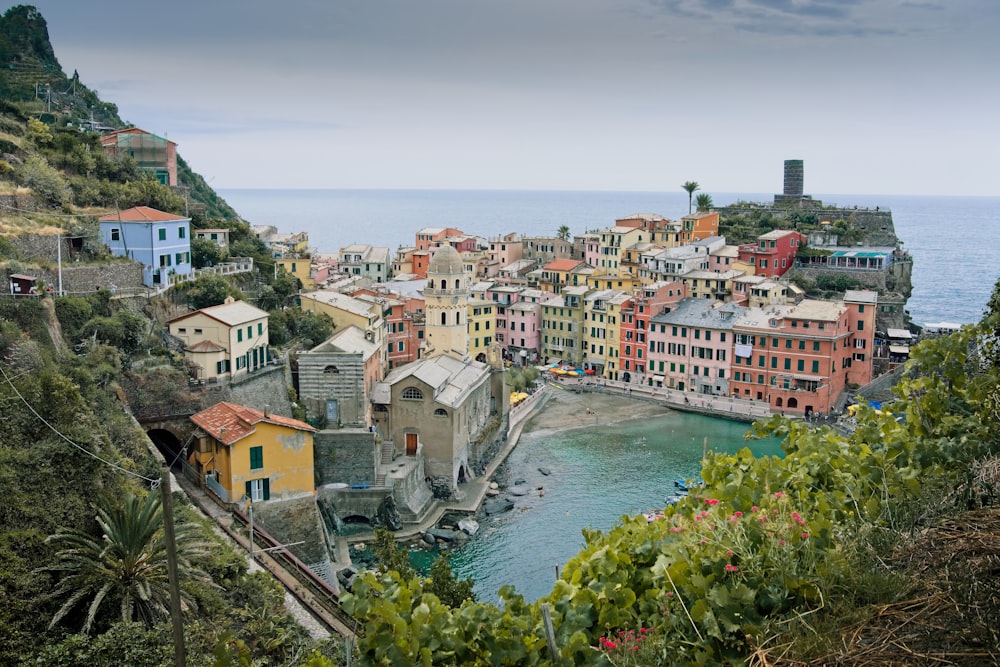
left=263, top=404, right=270, bottom=418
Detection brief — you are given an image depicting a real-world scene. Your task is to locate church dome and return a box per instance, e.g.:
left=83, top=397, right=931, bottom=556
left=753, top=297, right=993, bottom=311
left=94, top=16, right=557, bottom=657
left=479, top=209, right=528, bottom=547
left=428, top=245, right=464, bottom=275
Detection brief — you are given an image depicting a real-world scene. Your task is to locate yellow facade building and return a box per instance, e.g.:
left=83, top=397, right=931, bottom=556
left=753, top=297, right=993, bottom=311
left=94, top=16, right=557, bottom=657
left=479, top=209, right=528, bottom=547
left=190, top=402, right=316, bottom=504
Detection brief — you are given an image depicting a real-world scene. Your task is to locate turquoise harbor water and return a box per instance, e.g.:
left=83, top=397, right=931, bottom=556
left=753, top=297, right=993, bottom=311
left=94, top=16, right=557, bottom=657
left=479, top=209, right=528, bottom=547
left=447, top=410, right=782, bottom=603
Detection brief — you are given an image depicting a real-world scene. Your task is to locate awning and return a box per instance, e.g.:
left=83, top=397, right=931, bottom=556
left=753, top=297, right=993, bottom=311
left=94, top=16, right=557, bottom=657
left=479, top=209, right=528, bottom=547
left=889, top=345, right=910, bottom=354
left=886, top=328, right=912, bottom=339
left=651, top=375, right=665, bottom=383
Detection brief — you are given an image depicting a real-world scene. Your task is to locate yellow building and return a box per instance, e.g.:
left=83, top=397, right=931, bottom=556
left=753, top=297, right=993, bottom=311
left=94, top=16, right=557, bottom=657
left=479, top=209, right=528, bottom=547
left=540, top=285, right=589, bottom=365
left=597, top=226, right=646, bottom=276
left=167, top=297, right=270, bottom=382
left=190, top=401, right=316, bottom=504
left=276, top=256, right=316, bottom=291
left=582, top=289, right=628, bottom=378
left=586, top=273, right=641, bottom=293
left=467, top=298, right=496, bottom=361
left=298, top=290, right=388, bottom=371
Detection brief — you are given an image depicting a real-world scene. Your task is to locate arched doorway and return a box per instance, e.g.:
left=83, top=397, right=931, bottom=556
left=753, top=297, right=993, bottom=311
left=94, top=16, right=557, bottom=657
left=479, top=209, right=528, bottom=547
left=787, top=397, right=798, bottom=409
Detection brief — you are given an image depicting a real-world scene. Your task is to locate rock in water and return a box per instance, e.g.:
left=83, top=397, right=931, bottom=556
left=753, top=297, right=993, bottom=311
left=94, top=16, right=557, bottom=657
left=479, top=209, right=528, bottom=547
left=484, top=498, right=515, bottom=515
left=458, top=518, right=480, bottom=535
left=538, top=467, right=552, bottom=476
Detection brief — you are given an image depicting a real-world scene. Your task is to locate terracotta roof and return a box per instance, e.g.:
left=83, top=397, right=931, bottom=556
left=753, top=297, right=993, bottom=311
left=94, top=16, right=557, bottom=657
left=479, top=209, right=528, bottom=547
left=98, top=206, right=188, bottom=223
left=543, top=258, right=582, bottom=271
left=191, top=401, right=314, bottom=446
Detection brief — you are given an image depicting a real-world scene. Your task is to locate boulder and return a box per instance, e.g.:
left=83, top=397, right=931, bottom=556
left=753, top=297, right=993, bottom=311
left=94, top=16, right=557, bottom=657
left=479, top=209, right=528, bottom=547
left=508, top=486, right=529, bottom=496
left=484, top=498, right=515, bottom=515
left=426, top=528, right=460, bottom=543
left=538, top=467, right=552, bottom=476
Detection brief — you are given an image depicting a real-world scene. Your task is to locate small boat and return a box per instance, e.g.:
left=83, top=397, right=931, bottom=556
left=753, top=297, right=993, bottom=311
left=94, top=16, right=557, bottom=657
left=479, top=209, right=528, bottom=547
left=643, top=511, right=665, bottom=522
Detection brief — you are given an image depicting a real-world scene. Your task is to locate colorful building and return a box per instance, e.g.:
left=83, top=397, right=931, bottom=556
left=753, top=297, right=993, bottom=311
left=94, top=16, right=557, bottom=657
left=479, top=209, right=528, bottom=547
left=729, top=297, right=871, bottom=415
left=647, top=299, right=745, bottom=393
left=98, top=206, right=192, bottom=287
left=190, top=402, right=315, bottom=504
left=167, top=297, right=270, bottom=382
left=737, top=230, right=806, bottom=278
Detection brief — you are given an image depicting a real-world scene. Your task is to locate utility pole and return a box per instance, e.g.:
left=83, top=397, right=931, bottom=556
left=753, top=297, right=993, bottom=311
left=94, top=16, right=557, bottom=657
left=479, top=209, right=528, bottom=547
left=160, top=467, right=187, bottom=667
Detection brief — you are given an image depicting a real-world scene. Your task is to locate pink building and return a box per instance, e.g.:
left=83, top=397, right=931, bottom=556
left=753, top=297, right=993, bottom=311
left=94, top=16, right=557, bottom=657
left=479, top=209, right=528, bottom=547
left=647, top=298, right=745, bottom=394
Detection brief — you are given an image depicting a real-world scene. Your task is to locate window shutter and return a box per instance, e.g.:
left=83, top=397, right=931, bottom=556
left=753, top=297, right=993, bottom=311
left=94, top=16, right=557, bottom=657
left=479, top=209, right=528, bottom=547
left=263, top=479, right=270, bottom=501
left=245, top=481, right=251, bottom=500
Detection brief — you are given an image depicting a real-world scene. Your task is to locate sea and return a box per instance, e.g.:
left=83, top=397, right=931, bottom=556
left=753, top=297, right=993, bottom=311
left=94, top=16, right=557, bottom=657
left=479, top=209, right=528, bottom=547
left=218, top=188, right=999, bottom=601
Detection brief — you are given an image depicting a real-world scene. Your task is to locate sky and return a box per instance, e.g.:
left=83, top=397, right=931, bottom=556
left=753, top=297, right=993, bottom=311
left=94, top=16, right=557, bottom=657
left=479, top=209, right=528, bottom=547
left=14, top=0, right=1000, bottom=195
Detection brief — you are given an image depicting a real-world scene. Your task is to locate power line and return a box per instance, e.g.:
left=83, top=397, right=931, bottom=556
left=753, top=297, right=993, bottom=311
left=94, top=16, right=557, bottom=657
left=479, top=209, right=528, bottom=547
left=0, top=200, right=101, bottom=220
left=0, top=363, right=158, bottom=484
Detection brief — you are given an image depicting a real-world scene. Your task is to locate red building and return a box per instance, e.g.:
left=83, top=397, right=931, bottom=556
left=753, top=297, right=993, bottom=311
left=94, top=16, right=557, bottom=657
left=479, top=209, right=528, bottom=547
left=618, top=281, right=686, bottom=384
left=737, top=230, right=806, bottom=278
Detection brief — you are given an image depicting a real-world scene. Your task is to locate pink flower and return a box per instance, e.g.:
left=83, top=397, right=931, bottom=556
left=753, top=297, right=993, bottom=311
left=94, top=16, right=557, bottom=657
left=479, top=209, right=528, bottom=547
left=751, top=505, right=760, bottom=512
left=704, top=498, right=720, bottom=505
left=724, top=564, right=739, bottom=572
left=801, top=532, right=810, bottom=539
left=734, top=511, right=743, bottom=517
left=726, top=550, right=733, bottom=556
left=773, top=492, right=784, bottom=499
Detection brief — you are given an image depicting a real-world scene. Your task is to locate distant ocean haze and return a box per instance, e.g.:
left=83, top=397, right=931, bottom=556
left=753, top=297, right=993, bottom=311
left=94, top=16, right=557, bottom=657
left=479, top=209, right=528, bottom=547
left=219, top=189, right=1000, bottom=328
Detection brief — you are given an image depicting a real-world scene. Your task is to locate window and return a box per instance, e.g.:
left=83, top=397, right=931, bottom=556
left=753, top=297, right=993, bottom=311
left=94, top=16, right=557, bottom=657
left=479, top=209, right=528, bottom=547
left=175, top=253, right=183, bottom=265
left=797, top=359, right=804, bottom=371
left=246, top=478, right=270, bottom=502
left=258, top=323, right=264, bottom=336
left=434, top=408, right=448, bottom=417
left=857, top=321, right=865, bottom=330
left=237, top=329, right=243, bottom=342
left=158, top=228, right=166, bottom=241
left=179, top=227, right=186, bottom=239
left=111, top=228, right=120, bottom=241
left=402, top=387, right=424, bottom=400
left=812, top=360, right=820, bottom=373
left=250, top=446, right=263, bottom=470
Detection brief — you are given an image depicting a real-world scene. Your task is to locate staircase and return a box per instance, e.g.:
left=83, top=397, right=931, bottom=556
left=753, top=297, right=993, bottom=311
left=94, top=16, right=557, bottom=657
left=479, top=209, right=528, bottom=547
left=375, top=440, right=395, bottom=487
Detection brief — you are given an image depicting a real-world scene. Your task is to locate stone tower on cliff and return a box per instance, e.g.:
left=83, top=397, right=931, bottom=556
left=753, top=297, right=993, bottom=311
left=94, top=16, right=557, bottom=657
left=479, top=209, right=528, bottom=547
left=423, top=245, right=470, bottom=360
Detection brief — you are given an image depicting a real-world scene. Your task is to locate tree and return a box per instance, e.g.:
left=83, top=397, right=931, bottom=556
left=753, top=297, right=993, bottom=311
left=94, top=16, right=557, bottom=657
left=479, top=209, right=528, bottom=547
left=371, top=528, right=415, bottom=581
left=695, top=193, right=714, bottom=212
left=183, top=274, right=238, bottom=309
left=682, top=181, right=700, bottom=214
left=190, top=236, right=224, bottom=269
left=43, top=492, right=212, bottom=634
left=557, top=225, right=571, bottom=242
left=425, top=552, right=476, bottom=607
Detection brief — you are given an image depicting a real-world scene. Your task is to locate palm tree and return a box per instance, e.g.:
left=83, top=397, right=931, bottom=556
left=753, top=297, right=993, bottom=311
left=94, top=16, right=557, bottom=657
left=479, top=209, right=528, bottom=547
left=695, top=193, right=714, bottom=212
left=682, top=181, right=700, bottom=214
left=43, top=491, right=212, bottom=633
left=557, top=225, right=571, bottom=242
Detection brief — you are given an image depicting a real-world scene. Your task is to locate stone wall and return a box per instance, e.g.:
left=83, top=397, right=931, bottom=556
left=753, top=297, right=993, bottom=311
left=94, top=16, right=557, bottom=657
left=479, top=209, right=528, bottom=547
left=3, top=232, right=146, bottom=295
left=313, top=428, right=378, bottom=487
left=252, top=494, right=333, bottom=580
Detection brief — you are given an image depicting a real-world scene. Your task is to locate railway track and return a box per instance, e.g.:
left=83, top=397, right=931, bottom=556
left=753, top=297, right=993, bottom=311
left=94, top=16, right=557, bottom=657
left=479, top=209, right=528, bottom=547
left=227, top=505, right=363, bottom=639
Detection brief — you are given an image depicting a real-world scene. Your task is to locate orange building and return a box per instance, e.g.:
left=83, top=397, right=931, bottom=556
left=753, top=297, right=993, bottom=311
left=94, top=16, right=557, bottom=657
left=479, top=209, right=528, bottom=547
left=680, top=211, right=720, bottom=244
left=729, top=296, right=875, bottom=416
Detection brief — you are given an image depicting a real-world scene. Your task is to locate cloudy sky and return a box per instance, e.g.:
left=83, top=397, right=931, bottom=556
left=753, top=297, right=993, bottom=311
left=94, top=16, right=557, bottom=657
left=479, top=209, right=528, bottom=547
left=17, top=0, right=1000, bottom=195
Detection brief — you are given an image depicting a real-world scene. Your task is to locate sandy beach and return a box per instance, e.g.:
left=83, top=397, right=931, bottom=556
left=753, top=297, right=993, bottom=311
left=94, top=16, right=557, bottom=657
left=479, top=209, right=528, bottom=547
left=518, top=384, right=674, bottom=436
